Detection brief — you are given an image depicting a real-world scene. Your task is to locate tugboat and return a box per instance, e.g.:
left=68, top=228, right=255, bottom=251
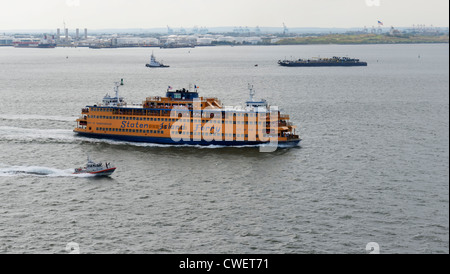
left=278, top=56, right=367, bottom=67
left=73, top=156, right=116, bottom=176
left=146, top=52, right=169, bottom=68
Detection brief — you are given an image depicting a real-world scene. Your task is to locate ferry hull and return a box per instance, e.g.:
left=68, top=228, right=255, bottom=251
left=74, top=131, right=300, bottom=148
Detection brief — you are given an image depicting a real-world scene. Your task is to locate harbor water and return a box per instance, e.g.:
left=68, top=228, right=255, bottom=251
left=0, top=44, right=448, bottom=253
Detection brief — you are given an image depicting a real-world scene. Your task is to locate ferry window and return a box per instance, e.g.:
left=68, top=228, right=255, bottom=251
left=132, top=130, right=135, bottom=133
left=165, top=119, right=168, bottom=121
left=150, top=118, right=153, bottom=121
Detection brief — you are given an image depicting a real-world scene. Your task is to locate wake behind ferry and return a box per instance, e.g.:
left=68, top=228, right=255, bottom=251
left=74, top=80, right=300, bottom=148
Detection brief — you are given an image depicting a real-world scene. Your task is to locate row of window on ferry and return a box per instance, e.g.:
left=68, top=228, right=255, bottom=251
left=89, top=115, right=274, bottom=125
left=90, top=107, right=275, bottom=118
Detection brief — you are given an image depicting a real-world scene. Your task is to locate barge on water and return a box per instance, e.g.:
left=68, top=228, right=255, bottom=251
left=278, top=56, right=367, bottom=67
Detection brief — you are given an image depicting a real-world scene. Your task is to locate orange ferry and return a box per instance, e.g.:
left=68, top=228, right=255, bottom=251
left=74, top=80, right=300, bottom=148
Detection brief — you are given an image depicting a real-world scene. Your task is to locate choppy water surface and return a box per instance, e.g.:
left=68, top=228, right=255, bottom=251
left=0, top=44, right=448, bottom=254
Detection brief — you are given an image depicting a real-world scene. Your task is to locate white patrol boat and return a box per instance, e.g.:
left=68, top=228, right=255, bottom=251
left=73, top=156, right=116, bottom=176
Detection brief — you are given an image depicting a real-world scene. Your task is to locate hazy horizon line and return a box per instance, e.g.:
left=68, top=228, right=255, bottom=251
left=2, top=25, right=449, bottom=34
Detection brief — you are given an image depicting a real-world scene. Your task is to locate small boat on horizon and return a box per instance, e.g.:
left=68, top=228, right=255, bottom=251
left=146, top=52, right=169, bottom=68
left=73, top=156, right=116, bottom=176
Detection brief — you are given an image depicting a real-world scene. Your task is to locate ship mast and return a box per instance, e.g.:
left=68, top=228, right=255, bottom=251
left=114, top=79, right=124, bottom=99
left=248, top=83, right=255, bottom=102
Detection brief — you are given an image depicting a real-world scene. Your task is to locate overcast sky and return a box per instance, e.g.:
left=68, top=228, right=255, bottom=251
left=1, top=0, right=449, bottom=30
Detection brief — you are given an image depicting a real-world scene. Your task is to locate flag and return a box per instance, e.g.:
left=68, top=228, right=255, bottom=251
left=168, top=86, right=173, bottom=90
left=194, top=85, right=199, bottom=89
left=378, top=21, right=384, bottom=26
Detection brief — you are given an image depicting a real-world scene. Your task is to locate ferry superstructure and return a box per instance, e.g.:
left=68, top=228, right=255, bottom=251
left=74, top=81, right=300, bottom=148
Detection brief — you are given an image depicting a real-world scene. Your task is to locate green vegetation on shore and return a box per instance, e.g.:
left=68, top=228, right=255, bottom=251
left=276, top=33, right=449, bottom=45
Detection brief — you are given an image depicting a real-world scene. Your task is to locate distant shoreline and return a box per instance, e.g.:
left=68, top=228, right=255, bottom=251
left=275, top=34, right=449, bottom=45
